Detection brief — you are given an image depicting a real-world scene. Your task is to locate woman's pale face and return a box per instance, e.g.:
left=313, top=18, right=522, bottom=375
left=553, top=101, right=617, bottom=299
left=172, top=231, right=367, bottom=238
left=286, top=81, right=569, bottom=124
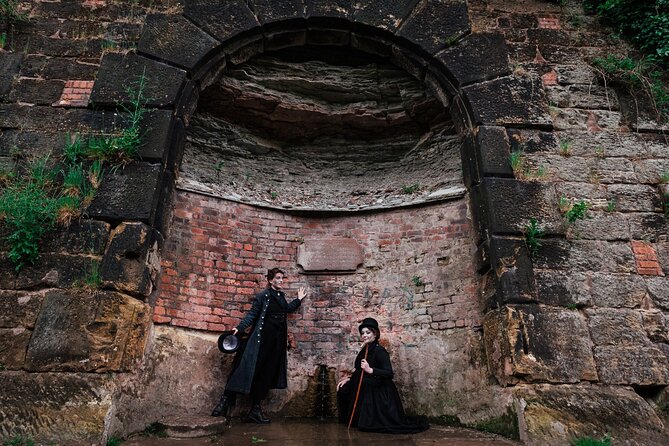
left=360, top=327, right=377, bottom=344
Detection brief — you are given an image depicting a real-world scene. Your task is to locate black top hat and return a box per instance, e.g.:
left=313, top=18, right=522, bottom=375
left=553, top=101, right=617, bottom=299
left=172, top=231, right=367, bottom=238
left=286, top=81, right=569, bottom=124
left=217, top=331, right=241, bottom=354
left=358, top=317, right=380, bottom=334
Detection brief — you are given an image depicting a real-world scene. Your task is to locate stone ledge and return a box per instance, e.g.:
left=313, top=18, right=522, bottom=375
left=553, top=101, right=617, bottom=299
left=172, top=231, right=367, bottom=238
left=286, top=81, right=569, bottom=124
left=156, top=414, right=228, bottom=438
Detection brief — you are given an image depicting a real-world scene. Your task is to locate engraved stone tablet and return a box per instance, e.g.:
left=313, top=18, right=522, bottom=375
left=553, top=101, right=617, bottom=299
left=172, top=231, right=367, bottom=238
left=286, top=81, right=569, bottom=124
left=297, top=238, right=363, bottom=273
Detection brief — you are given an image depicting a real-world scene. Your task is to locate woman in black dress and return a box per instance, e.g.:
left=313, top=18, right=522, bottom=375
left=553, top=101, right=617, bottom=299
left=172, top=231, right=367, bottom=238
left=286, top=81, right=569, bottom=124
left=337, top=317, right=429, bottom=434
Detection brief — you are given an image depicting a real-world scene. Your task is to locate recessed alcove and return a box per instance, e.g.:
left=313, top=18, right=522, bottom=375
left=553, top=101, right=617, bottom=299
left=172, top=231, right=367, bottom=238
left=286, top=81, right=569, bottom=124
left=179, top=46, right=464, bottom=211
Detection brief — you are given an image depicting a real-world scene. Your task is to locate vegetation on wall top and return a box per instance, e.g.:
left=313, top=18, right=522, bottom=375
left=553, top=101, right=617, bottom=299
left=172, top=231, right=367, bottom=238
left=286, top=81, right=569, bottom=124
left=0, top=76, right=150, bottom=271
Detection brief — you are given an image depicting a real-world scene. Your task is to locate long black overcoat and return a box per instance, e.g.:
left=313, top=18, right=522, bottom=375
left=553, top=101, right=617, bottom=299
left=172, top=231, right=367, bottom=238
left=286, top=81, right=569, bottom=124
left=338, top=341, right=429, bottom=434
left=225, top=287, right=301, bottom=395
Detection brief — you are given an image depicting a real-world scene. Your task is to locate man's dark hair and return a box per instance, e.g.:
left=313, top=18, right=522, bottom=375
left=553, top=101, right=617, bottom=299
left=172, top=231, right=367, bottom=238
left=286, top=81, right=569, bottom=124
left=266, top=268, right=285, bottom=282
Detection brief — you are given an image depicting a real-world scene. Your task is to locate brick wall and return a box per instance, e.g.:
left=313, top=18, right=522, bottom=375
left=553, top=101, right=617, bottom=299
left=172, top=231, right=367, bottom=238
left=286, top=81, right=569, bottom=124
left=156, top=190, right=481, bottom=354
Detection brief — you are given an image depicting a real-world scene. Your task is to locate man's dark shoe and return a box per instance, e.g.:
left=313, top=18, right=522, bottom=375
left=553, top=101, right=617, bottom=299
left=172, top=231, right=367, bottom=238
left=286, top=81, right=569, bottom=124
left=247, top=405, right=271, bottom=424
left=211, top=396, right=231, bottom=417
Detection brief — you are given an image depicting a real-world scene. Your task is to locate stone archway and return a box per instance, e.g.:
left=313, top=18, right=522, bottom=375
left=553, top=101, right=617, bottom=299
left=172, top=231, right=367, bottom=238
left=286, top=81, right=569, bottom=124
left=84, top=0, right=557, bottom=441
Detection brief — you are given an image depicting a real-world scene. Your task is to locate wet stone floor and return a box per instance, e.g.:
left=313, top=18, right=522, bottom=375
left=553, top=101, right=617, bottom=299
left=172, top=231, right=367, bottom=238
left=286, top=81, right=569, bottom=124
left=122, top=418, right=519, bottom=446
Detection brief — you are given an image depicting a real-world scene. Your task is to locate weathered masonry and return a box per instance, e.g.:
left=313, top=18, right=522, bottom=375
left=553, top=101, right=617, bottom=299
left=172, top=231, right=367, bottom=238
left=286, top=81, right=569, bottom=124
left=0, top=1, right=668, bottom=445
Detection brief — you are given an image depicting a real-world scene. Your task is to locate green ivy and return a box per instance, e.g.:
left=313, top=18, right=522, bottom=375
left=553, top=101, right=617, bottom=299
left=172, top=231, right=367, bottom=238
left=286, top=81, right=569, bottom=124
left=584, top=0, right=669, bottom=68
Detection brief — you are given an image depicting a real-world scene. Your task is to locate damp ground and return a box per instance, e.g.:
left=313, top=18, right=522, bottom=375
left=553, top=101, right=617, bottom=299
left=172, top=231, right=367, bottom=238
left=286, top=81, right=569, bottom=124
left=122, top=418, right=520, bottom=446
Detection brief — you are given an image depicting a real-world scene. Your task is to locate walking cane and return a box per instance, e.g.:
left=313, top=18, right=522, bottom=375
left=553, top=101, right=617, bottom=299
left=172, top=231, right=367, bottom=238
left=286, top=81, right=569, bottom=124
left=347, top=343, right=369, bottom=429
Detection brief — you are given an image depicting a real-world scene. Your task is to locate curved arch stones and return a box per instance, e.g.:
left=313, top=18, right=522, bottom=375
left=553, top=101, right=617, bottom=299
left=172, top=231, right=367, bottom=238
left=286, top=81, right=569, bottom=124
left=89, top=0, right=552, bottom=303
left=88, top=0, right=555, bottom=424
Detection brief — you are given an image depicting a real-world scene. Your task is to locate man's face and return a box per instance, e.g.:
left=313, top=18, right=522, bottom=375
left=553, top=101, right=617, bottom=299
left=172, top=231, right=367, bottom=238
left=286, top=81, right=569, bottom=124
left=270, top=273, right=284, bottom=290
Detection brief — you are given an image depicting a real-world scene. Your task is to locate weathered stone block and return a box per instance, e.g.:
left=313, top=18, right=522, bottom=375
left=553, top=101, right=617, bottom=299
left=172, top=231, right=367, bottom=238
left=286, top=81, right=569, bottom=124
left=184, top=0, right=259, bottom=42
left=533, top=240, right=636, bottom=274
left=138, top=14, right=220, bottom=72
left=586, top=308, right=648, bottom=346
left=264, top=29, right=307, bottom=52
left=397, top=0, right=470, bottom=55
left=483, top=305, right=597, bottom=385
left=594, top=345, right=669, bottom=385
left=646, top=276, right=669, bottom=311
left=40, top=220, right=110, bottom=255
left=479, top=177, right=561, bottom=235
left=474, top=126, right=513, bottom=177
left=634, top=158, right=669, bottom=184
left=250, top=0, right=305, bottom=24
left=350, top=33, right=393, bottom=58
left=8, top=78, right=64, bottom=105
left=489, top=236, right=536, bottom=304
left=463, top=76, right=552, bottom=127
left=86, top=162, right=163, bottom=224
left=90, top=53, right=187, bottom=109
left=0, top=290, right=45, bottom=328
left=514, top=384, right=665, bottom=446
left=101, top=222, right=156, bottom=296
left=607, top=184, right=663, bottom=212
left=306, top=0, right=352, bottom=19
left=534, top=271, right=591, bottom=307
left=641, top=310, right=669, bottom=344
left=108, top=325, right=228, bottom=438
left=589, top=273, right=647, bottom=308
left=568, top=212, right=630, bottom=241
left=554, top=65, right=597, bottom=85
left=507, top=129, right=558, bottom=154
left=352, top=0, right=417, bottom=31
left=436, top=33, right=510, bottom=87
left=546, top=84, right=618, bottom=110
left=0, top=371, right=113, bottom=445
left=25, top=289, right=150, bottom=372
left=390, top=44, right=428, bottom=80
left=136, top=110, right=175, bottom=164
left=0, top=52, right=23, bottom=98
left=0, top=328, right=31, bottom=369
left=551, top=108, right=621, bottom=131
left=627, top=213, right=667, bottom=242
left=0, top=254, right=101, bottom=290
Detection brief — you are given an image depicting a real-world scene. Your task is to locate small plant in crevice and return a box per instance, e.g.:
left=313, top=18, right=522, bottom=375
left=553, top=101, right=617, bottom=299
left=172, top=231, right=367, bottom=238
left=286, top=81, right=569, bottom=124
left=0, top=32, right=6, bottom=49
left=105, top=437, right=123, bottom=446
left=269, top=190, right=278, bottom=200
left=660, top=171, right=669, bottom=184
left=566, top=303, right=579, bottom=310
left=606, top=199, right=617, bottom=212
left=0, top=0, right=28, bottom=28
left=509, top=150, right=525, bottom=176
left=564, top=199, right=590, bottom=224
left=2, top=436, right=35, bottom=446
left=559, top=139, right=573, bottom=157
left=524, top=218, right=544, bottom=257
left=401, top=183, right=419, bottom=194
left=571, top=433, right=612, bottom=446
left=411, top=275, right=424, bottom=287
left=595, top=146, right=606, bottom=158
left=76, top=259, right=102, bottom=290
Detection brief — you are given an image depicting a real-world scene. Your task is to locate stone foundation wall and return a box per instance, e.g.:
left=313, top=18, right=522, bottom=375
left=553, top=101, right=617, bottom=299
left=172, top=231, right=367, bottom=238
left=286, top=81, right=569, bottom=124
left=0, top=0, right=668, bottom=445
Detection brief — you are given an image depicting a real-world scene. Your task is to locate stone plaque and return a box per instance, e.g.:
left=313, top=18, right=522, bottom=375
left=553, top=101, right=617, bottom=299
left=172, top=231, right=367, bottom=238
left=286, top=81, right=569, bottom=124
left=297, top=238, right=363, bottom=273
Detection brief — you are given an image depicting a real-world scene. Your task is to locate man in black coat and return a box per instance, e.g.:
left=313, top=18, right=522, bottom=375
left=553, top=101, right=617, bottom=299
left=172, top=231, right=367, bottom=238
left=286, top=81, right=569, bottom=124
left=212, top=268, right=307, bottom=423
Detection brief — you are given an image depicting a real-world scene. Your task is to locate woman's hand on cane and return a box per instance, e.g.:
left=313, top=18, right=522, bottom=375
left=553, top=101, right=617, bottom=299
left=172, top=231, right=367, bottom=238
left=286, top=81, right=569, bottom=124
left=361, top=359, right=373, bottom=374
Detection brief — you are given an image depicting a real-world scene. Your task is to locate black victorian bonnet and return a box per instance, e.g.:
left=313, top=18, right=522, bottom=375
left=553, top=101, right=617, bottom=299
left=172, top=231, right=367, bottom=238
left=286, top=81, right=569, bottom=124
left=358, top=317, right=380, bottom=335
